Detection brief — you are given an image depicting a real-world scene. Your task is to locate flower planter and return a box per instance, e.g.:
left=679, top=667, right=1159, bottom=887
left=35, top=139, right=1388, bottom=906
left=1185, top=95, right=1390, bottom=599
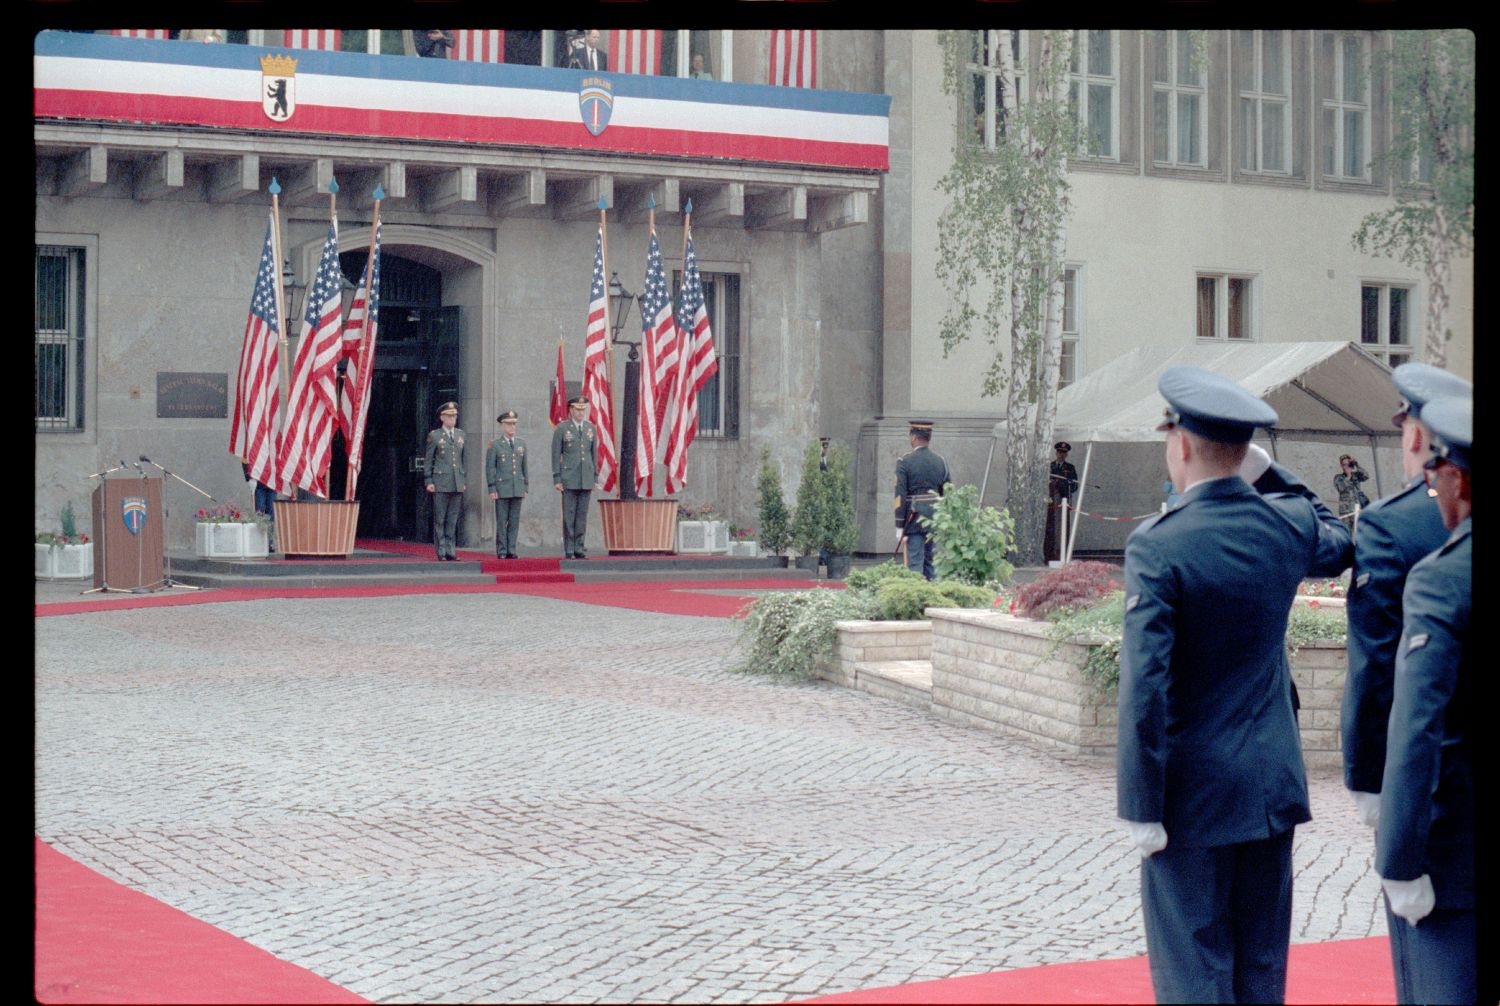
left=599, top=499, right=676, bottom=553
left=273, top=500, right=358, bottom=557
left=677, top=520, right=729, bottom=554
left=727, top=540, right=758, bottom=557
left=825, top=554, right=853, bottom=579
left=793, top=554, right=821, bottom=572
left=194, top=522, right=270, bottom=559
left=35, top=542, right=94, bottom=580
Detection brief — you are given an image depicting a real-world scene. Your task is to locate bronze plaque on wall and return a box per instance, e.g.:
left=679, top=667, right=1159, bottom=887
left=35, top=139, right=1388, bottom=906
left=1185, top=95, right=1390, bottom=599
left=157, top=372, right=228, bottom=418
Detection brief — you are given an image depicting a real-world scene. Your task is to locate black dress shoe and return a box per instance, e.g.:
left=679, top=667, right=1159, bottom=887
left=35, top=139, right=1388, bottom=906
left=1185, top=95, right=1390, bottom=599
left=506, top=553, right=519, bottom=559
left=575, top=551, right=587, bottom=559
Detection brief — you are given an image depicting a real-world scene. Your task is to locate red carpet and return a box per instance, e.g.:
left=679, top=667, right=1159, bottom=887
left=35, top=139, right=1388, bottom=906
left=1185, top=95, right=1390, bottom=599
left=34, top=839, right=368, bottom=1004
left=798, top=937, right=1395, bottom=1004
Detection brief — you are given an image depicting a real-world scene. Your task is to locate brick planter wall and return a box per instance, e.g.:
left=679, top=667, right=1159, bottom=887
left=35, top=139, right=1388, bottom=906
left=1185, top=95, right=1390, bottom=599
left=817, top=620, right=933, bottom=687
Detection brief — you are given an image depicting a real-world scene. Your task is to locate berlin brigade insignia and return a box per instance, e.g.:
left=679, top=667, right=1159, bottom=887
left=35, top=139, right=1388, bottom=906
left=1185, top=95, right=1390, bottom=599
left=579, top=78, right=613, bottom=137
left=122, top=497, right=148, bottom=535
left=260, top=53, right=297, bottom=123
left=893, top=495, right=902, bottom=511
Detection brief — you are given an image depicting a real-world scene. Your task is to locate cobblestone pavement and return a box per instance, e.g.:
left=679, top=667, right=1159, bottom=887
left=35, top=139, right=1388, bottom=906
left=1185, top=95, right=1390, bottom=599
left=35, top=590, right=1386, bottom=1004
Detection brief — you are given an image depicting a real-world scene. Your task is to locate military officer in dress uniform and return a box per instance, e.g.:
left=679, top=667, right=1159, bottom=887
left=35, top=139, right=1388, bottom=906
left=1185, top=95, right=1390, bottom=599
left=424, top=401, right=467, bottom=560
left=551, top=396, right=599, bottom=559
left=486, top=410, right=529, bottom=559
left=1339, top=363, right=1472, bottom=997
left=1117, top=366, right=1352, bottom=1004
left=1375, top=395, right=1474, bottom=1006
left=894, top=420, right=951, bottom=580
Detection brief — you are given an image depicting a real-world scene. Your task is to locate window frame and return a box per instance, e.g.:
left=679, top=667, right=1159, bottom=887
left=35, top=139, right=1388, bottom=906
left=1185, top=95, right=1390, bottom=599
left=1150, top=29, right=1207, bottom=168
left=1235, top=30, right=1294, bottom=176
left=1069, top=29, right=1121, bottom=161
left=1059, top=265, right=1082, bottom=389
left=1320, top=31, right=1373, bottom=184
left=672, top=267, right=742, bottom=440
left=1358, top=281, right=1416, bottom=367
left=963, top=30, right=1028, bottom=151
left=35, top=240, right=94, bottom=434
left=1194, top=272, right=1258, bottom=343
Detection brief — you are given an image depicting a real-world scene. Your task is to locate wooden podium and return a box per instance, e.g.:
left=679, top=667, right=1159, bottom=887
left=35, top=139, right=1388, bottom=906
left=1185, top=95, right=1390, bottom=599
left=91, top=475, right=164, bottom=591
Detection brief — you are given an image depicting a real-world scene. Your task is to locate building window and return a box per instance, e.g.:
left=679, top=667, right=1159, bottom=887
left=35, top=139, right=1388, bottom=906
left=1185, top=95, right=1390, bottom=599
left=36, top=245, right=86, bottom=432
left=1196, top=274, right=1255, bottom=341
left=674, top=271, right=740, bottom=439
left=1060, top=267, right=1080, bottom=388
left=340, top=30, right=406, bottom=55
left=966, top=30, right=1026, bottom=149
left=1360, top=283, right=1413, bottom=367
left=1236, top=30, right=1292, bottom=173
left=1320, top=32, right=1370, bottom=180
left=1151, top=30, right=1205, bottom=166
left=1069, top=30, right=1119, bottom=159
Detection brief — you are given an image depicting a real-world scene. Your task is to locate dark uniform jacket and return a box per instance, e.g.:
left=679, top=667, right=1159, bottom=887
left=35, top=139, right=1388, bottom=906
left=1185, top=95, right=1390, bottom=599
left=485, top=437, right=529, bottom=498
left=1117, top=465, right=1352, bottom=847
left=1376, top=518, right=1472, bottom=908
left=424, top=427, right=467, bottom=492
left=1341, top=476, right=1449, bottom=795
left=894, top=446, right=951, bottom=528
left=551, top=420, right=598, bottom=490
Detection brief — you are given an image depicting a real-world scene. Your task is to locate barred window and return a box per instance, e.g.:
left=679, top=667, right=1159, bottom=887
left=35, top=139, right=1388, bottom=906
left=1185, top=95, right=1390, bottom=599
left=35, top=245, right=86, bottom=431
left=695, top=272, right=740, bottom=439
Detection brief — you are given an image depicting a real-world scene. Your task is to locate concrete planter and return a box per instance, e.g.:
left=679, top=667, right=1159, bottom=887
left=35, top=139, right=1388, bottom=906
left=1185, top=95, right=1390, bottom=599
left=194, top=521, right=269, bottom=559
left=818, top=620, right=935, bottom=688
left=677, top=520, right=729, bottom=554
left=35, top=542, right=94, bottom=580
left=727, top=540, right=758, bottom=557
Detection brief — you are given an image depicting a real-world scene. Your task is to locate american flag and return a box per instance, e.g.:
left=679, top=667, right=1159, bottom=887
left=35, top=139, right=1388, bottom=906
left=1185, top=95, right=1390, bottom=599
left=284, top=29, right=341, bottom=51
left=276, top=220, right=343, bottom=497
left=769, top=30, right=817, bottom=88
left=452, top=29, right=505, bottom=62
left=583, top=227, right=619, bottom=492
left=229, top=216, right=281, bottom=493
left=663, top=231, right=718, bottom=494
left=635, top=230, right=676, bottom=496
left=608, top=30, right=662, bottom=76
left=338, top=222, right=380, bottom=496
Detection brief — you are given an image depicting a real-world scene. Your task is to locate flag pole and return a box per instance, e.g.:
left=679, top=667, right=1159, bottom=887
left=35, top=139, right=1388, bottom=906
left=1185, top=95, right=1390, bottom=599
left=269, top=178, right=290, bottom=417
left=345, top=190, right=382, bottom=500
left=598, top=199, right=619, bottom=485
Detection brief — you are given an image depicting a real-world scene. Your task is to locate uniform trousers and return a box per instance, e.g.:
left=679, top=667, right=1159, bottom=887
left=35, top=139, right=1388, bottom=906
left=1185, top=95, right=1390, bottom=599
left=562, top=489, right=591, bottom=556
left=433, top=491, right=463, bottom=558
left=904, top=527, right=935, bottom=580
left=1386, top=898, right=1474, bottom=1005
left=1141, top=828, right=1294, bottom=1003
left=494, top=497, right=522, bottom=556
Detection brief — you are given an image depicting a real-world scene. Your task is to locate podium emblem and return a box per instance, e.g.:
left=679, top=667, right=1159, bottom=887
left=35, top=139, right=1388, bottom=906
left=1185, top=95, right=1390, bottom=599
left=122, top=497, right=148, bottom=535
left=579, top=78, right=613, bottom=136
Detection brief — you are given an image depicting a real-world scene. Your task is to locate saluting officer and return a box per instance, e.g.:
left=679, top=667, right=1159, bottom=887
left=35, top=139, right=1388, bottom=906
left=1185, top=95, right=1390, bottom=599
left=486, top=410, right=529, bottom=559
left=1375, top=394, right=1474, bottom=1005
left=894, top=420, right=950, bottom=580
left=1117, top=366, right=1351, bottom=1004
left=424, top=401, right=467, bottom=561
left=1339, top=363, right=1471, bottom=994
left=551, top=395, right=599, bottom=559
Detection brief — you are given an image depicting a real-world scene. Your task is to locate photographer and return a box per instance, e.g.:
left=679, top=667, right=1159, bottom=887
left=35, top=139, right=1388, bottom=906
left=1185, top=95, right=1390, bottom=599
left=1334, top=453, right=1370, bottom=518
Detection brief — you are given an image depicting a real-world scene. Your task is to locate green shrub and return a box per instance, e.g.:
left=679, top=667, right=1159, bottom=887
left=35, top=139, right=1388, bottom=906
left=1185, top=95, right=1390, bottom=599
left=872, top=579, right=994, bottom=620
left=821, top=442, right=858, bottom=556
left=844, top=560, right=925, bottom=593
left=731, top=588, right=879, bottom=679
left=933, top=582, right=997, bottom=609
left=60, top=502, right=77, bottom=538
left=924, top=483, right=1016, bottom=586
left=790, top=441, right=826, bottom=557
left=755, top=448, right=792, bottom=554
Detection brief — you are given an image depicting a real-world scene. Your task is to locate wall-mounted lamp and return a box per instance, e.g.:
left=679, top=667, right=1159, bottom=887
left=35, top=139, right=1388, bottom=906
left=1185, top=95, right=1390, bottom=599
left=608, top=272, right=636, bottom=347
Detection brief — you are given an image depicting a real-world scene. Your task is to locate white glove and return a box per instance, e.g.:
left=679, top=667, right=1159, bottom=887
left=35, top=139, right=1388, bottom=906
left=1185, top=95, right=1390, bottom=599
left=1382, top=875, right=1436, bottom=926
left=1352, top=791, right=1381, bottom=829
left=1126, top=821, right=1168, bottom=858
left=1239, top=443, right=1272, bottom=485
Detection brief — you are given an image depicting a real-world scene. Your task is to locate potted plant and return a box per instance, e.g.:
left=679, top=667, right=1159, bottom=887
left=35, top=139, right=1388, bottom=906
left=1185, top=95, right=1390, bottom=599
left=676, top=501, right=728, bottom=554
left=194, top=502, right=271, bottom=559
left=790, top=440, right=826, bottom=571
left=727, top=524, right=758, bottom=557
left=35, top=502, right=93, bottom=580
left=820, top=442, right=858, bottom=579
left=755, top=447, right=792, bottom=560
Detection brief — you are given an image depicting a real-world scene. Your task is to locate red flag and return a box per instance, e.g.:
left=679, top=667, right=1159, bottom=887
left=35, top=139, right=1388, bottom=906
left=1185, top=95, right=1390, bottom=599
left=663, top=230, right=718, bottom=495
left=275, top=218, right=342, bottom=497
left=607, top=30, right=662, bottom=76
left=551, top=338, right=568, bottom=427
left=583, top=227, right=619, bottom=492
left=339, top=222, right=380, bottom=496
left=769, top=30, right=817, bottom=88
left=229, top=214, right=282, bottom=493
left=451, top=30, right=505, bottom=62
left=635, top=229, right=677, bottom=497
left=284, top=29, right=341, bottom=51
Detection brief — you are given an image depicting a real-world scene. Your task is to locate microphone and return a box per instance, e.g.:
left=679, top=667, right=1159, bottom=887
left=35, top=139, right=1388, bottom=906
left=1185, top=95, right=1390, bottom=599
left=139, top=455, right=152, bottom=464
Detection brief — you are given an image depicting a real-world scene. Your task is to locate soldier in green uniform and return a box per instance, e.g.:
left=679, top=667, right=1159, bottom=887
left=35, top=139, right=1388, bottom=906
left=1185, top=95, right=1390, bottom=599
left=486, top=409, right=528, bottom=559
left=894, top=419, right=951, bottom=580
left=423, top=401, right=467, bottom=560
left=551, top=396, right=599, bottom=559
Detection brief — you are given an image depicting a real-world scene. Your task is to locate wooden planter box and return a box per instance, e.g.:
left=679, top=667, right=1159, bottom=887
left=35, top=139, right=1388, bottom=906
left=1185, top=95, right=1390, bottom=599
left=273, top=500, right=359, bottom=557
left=194, top=522, right=269, bottom=559
left=35, top=543, right=94, bottom=580
left=599, top=498, right=676, bottom=553
left=677, top=520, right=729, bottom=554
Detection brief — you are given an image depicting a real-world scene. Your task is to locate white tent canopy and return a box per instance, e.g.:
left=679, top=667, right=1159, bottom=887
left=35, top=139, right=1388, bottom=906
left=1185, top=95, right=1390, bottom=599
left=1051, top=341, right=1399, bottom=445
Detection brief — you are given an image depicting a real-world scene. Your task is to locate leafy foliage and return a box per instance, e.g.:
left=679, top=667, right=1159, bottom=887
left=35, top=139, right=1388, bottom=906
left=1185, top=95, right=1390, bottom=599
left=923, top=483, right=1016, bottom=586
left=844, top=560, right=926, bottom=593
left=875, top=579, right=997, bottom=620
left=755, top=448, right=792, bottom=554
left=60, top=501, right=77, bottom=538
left=821, top=442, right=858, bottom=556
left=730, top=587, right=879, bottom=679
left=790, top=441, right=826, bottom=557
left=1015, top=560, right=1123, bottom=619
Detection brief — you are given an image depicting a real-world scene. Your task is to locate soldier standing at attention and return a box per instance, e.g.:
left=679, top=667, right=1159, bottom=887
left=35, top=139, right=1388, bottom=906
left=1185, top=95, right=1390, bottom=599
left=551, top=396, right=599, bottom=559
left=1116, top=366, right=1352, bottom=1004
left=424, top=401, right=467, bottom=561
left=1375, top=395, right=1475, bottom=1005
left=894, top=420, right=950, bottom=580
left=486, top=410, right=528, bottom=559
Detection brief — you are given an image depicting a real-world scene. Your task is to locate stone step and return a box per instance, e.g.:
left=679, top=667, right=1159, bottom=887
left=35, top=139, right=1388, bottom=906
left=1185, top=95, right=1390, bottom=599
left=852, top=659, right=933, bottom=710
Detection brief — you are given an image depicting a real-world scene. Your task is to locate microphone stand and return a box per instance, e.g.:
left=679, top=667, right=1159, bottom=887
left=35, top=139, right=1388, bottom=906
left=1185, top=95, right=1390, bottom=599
left=139, top=456, right=214, bottom=591
left=81, top=462, right=134, bottom=594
